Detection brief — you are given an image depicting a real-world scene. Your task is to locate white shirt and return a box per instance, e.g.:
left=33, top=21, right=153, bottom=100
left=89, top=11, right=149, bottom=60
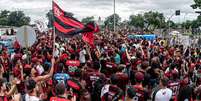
left=155, top=88, right=172, bottom=101
left=54, top=49, right=59, bottom=57
left=79, top=49, right=86, bottom=63
left=11, top=53, right=15, bottom=60
left=36, top=65, right=44, bottom=75
left=25, top=94, right=40, bottom=101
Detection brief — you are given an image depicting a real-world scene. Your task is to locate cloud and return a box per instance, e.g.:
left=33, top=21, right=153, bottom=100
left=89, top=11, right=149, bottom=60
left=0, top=0, right=198, bottom=23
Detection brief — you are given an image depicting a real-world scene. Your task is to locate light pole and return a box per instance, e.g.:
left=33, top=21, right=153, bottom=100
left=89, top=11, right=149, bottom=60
left=113, top=0, right=116, bottom=32
left=168, top=14, right=174, bottom=33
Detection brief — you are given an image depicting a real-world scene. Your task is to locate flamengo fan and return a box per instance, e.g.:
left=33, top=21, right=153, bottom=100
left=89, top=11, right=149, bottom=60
left=52, top=1, right=84, bottom=36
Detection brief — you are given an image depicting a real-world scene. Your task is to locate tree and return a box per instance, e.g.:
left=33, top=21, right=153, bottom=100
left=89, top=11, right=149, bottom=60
left=81, top=16, right=94, bottom=24
left=191, top=16, right=201, bottom=28
left=129, top=14, right=144, bottom=29
left=104, top=14, right=121, bottom=31
left=144, top=11, right=165, bottom=32
left=0, top=10, right=10, bottom=26
left=0, top=10, right=30, bottom=27
left=191, top=0, right=201, bottom=9
left=166, top=20, right=178, bottom=29
left=181, top=20, right=192, bottom=29
left=46, top=10, right=74, bottom=28
left=7, top=11, right=30, bottom=27
left=46, top=10, right=54, bottom=28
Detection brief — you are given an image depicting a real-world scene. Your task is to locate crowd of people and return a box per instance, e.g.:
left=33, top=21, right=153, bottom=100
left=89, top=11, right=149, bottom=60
left=0, top=29, right=200, bottom=101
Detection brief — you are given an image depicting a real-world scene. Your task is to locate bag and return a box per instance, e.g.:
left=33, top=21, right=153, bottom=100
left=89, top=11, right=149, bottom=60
left=101, top=85, right=124, bottom=101
left=152, top=87, right=161, bottom=101
left=20, top=94, right=26, bottom=101
left=91, top=78, right=106, bottom=101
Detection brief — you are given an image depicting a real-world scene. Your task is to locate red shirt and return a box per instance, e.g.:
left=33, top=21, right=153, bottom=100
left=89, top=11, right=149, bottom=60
left=133, top=84, right=146, bottom=101
left=13, top=66, right=21, bottom=79
left=104, top=62, right=117, bottom=77
left=115, top=72, right=129, bottom=90
left=168, top=80, right=180, bottom=97
left=121, top=52, right=129, bottom=64
left=50, top=97, right=70, bottom=101
left=101, top=85, right=124, bottom=101
left=84, top=71, right=105, bottom=92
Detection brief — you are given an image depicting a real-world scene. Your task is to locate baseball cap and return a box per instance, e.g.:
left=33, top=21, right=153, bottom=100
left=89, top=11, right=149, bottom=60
left=135, top=72, right=144, bottom=81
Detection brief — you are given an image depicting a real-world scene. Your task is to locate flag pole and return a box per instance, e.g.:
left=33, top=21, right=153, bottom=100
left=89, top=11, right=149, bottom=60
left=53, top=26, right=56, bottom=57
left=52, top=0, right=56, bottom=57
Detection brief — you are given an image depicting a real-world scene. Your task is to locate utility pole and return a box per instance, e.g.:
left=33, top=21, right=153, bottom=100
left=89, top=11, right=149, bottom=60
left=113, top=0, right=116, bottom=32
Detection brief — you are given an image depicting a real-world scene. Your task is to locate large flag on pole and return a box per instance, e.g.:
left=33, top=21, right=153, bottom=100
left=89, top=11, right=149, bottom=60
left=53, top=1, right=84, bottom=36
left=52, top=1, right=100, bottom=45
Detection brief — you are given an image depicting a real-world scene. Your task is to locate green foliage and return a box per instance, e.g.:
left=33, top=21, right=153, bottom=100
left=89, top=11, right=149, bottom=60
left=46, top=10, right=53, bottom=28
left=104, top=14, right=121, bottom=31
left=129, top=14, right=144, bottom=29
left=166, top=20, right=177, bottom=29
left=0, top=10, right=30, bottom=27
left=81, top=16, right=95, bottom=24
left=181, top=20, right=192, bottom=29
left=128, top=11, right=166, bottom=32
left=144, top=11, right=165, bottom=31
left=191, top=0, right=201, bottom=9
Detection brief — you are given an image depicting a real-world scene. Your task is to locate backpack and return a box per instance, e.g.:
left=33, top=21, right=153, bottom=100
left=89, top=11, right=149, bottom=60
left=91, top=78, right=106, bottom=101
left=152, top=87, right=161, bottom=101
left=101, top=85, right=124, bottom=101
left=20, top=94, right=26, bottom=101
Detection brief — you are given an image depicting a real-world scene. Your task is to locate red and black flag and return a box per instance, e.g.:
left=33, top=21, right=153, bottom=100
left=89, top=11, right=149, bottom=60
left=52, top=1, right=100, bottom=44
left=53, top=1, right=85, bottom=36
left=82, top=22, right=100, bottom=46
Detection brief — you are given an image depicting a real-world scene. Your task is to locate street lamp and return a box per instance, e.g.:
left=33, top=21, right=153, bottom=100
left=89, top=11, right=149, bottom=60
left=168, top=10, right=180, bottom=33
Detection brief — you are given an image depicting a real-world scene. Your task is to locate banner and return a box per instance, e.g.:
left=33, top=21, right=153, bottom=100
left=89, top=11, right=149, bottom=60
left=127, top=34, right=157, bottom=41
left=66, top=60, right=80, bottom=67
left=0, top=35, right=16, bottom=54
left=34, top=20, right=47, bottom=32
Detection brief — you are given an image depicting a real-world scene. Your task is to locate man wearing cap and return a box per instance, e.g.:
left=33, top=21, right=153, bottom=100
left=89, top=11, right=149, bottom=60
left=167, top=69, right=180, bottom=100
left=84, top=61, right=105, bottom=93
left=101, top=74, right=124, bottom=101
left=177, top=77, right=194, bottom=101
left=132, top=72, right=148, bottom=101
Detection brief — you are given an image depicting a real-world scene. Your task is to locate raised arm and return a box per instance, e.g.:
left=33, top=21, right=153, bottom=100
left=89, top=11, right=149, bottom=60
left=34, top=58, right=55, bottom=82
left=5, top=84, right=16, bottom=97
left=125, top=48, right=131, bottom=61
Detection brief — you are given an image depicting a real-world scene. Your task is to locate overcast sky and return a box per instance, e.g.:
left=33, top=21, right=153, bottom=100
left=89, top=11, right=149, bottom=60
left=0, top=0, right=199, bottom=24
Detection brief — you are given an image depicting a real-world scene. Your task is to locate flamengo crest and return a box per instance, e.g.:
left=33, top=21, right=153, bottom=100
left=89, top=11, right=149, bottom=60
left=54, top=6, right=62, bottom=17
